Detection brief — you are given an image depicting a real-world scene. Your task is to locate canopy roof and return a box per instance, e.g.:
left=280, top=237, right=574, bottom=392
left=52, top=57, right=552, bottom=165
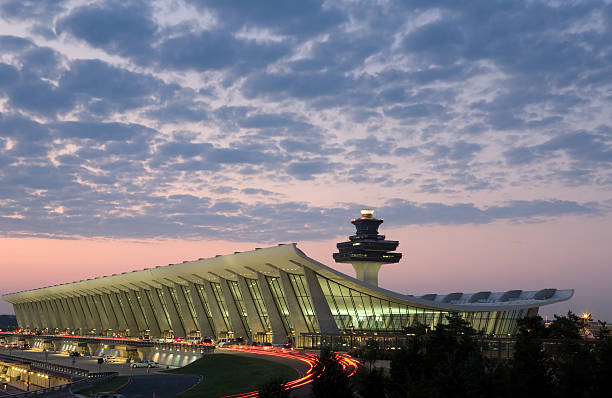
left=2, top=243, right=573, bottom=312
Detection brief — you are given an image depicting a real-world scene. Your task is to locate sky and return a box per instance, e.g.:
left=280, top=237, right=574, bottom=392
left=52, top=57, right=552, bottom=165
left=0, top=1, right=611, bottom=320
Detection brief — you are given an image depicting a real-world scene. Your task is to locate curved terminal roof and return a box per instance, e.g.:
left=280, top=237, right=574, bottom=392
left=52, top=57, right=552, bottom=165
left=2, top=243, right=573, bottom=312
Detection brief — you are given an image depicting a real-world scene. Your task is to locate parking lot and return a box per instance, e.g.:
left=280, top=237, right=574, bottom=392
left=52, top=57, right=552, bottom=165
left=0, top=347, right=174, bottom=376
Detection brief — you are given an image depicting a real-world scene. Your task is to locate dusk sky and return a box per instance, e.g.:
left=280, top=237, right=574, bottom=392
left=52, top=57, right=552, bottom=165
left=1, top=1, right=611, bottom=320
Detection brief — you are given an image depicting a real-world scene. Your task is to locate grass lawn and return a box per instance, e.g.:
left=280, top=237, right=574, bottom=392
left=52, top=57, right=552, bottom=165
left=167, top=353, right=298, bottom=398
left=76, top=375, right=129, bottom=397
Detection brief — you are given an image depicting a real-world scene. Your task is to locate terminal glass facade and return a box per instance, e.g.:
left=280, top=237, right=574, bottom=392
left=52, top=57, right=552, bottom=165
left=228, top=281, right=251, bottom=337
left=288, top=274, right=319, bottom=333
left=246, top=278, right=271, bottom=332
left=195, top=284, right=216, bottom=334
left=266, top=276, right=293, bottom=334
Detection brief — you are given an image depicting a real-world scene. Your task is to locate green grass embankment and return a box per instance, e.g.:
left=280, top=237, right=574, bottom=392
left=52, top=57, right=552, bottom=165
left=167, top=353, right=297, bottom=398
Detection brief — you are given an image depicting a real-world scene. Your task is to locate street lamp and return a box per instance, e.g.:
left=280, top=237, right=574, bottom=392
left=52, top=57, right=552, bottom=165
left=27, top=371, right=32, bottom=391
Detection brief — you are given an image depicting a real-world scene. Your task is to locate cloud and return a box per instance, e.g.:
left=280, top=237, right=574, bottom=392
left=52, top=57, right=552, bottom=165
left=504, top=131, right=612, bottom=166
left=187, top=0, right=345, bottom=38
left=56, top=0, right=157, bottom=63
left=60, top=59, right=167, bottom=113
left=0, top=0, right=65, bottom=22
left=158, top=29, right=289, bottom=73
left=0, top=0, right=611, bottom=243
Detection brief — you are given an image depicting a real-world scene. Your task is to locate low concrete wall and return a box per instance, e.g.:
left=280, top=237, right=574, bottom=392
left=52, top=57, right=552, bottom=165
left=151, top=347, right=202, bottom=367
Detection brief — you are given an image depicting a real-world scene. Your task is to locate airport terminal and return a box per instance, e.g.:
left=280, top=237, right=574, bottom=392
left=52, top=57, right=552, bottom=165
left=1, top=211, right=573, bottom=353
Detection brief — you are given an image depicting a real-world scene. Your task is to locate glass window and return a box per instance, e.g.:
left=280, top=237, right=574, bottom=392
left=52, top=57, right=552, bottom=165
left=144, top=290, right=161, bottom=330
left=124, top=292, right=143, bottom=330
left=245, top=278, right=271, bottom=332
left=114, top=293, right=129, bottom=329
left=195, top=284, right=216, bottom=334
left=134, top=292, right=149, bottom=330
left=181, top=286, right=199, bottom=326
left=167, top=286, right=186, bottom=332
left=211, top=282, right=232, bottom=331
left=155, top=288, right=173, bottom=330
left=266, top=276, right=293, bottom=334
left=288, top=274, right=319, bottom=333
left=228, top=280, right=251, bottom=337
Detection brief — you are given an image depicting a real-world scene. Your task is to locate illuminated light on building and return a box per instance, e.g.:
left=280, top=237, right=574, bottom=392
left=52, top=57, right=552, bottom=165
left=1, top=211, right=573, bottom=346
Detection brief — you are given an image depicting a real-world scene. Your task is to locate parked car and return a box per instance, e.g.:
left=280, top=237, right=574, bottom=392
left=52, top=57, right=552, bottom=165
left=131, top=359, right=159, bottom=368
left=69, top=351, right=80, bottom=357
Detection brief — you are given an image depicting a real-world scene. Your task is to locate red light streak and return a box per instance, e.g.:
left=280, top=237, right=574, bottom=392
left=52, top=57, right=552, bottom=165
left=219, top=346, right=360, bottom=398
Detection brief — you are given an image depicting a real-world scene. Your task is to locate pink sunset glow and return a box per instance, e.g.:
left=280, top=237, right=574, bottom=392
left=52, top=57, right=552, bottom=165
left=2, top=213, right=611, bottom=320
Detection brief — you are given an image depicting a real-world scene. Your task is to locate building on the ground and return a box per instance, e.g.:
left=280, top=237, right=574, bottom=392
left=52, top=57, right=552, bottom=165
left=1, top=211, right=573, bottom=346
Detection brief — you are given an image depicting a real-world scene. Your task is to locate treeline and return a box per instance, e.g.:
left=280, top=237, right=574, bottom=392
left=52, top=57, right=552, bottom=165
left=348, top=312, right=612, bottom=398
left=0, top=314, right=17, bottom=330
left=259, top=312, right=612, bottom=398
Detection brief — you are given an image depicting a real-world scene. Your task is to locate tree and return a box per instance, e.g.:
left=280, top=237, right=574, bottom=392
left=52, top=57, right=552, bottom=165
left=354, top=366, right=389, bottom=398
left=311, top=348, right=352, bottom=398
left=510, top=315, right=553, bottom=396
left=258, top=377, right=292, bottom=398
left=547, top=311, right=584, bottom=340
left=361, top=339, right=380, bottom=371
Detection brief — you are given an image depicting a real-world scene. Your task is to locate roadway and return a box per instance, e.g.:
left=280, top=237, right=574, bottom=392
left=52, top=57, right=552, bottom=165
left=0, top=346, right=360, bottom=398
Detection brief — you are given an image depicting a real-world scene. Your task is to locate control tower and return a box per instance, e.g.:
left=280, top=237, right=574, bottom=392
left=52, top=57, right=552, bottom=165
left=333, top=210, right=402, bottom=286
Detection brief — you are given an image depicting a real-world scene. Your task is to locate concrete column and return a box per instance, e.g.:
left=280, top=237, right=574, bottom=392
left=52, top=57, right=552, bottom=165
left=40, top=300, right=54, bottom=330
left=219, top=279, right=249, bottom=339
left=49, top=299, right=68, bottom=330
left=53, top=298, right=68, bottom=330
left=119, top=291, right=140, bottom=336
left=65, top=298, right=85, bottom=332
left=126, top=290, right=148, bottom=333
left=100, top=294, right=119, bottom=331
left=76, top=296, right=95, bottom=332
left=85, top=295, right=104, bottom=333
left=302, top=266, right=339, bottom=334
left=19, top=303, right=31, bottom=329
left=26, top=302, right=41, bottom=329
left=351, top=262, right=383, bottom=287
left=17, top=303, right=33, bottom=329
left=12, top=304, right=25, bottom=329
left=236, top=276, right=265, bottom=334
left=202, top=281, right=227, bottom=337
left=107, top=292, right=128, bottom=331
left=91, top=295, right=110, bottom=333
left=186, top=282, right=215, bottom=339
left=160, top=284, right=187, bottom=337
left=58, top=298, right=76, bottom=330
left=173, top=283, right=198, bottom=334
left=138, top=288, right=162, bottom=337
left=36, top=300, right=52, bottom=330
left=28, top=302, right=40, bottom=329
left=42, top=300, right=60, bottom=330
left=256, top=273, right=287, bottom=344
left=145, top=288, right=171, bottom=334
left=278, top=269, right=309, bottom=340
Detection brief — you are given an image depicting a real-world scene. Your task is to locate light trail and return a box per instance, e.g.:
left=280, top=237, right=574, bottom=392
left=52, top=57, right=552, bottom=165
left=219, top=346, right=360, bottom=398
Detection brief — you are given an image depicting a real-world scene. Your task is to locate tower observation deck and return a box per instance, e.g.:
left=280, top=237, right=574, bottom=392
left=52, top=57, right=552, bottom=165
left=333, top=210, right=402, bottom=286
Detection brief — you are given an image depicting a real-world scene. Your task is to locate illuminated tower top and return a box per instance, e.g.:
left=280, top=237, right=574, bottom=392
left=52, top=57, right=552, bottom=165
left=333, top=210, right=402, bottom=286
